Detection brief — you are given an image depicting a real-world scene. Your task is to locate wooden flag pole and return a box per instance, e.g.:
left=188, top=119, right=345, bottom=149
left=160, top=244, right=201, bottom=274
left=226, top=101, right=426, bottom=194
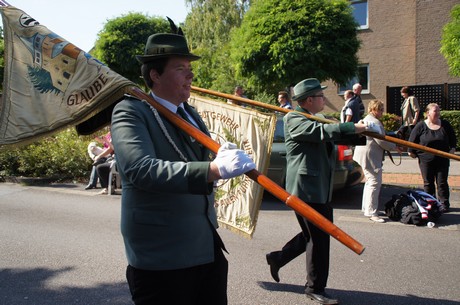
left=129, top=87, right=365, bottom=255
left=0, top=1, right=364, bottom=254
left=191, top=86, right=460, bottom=162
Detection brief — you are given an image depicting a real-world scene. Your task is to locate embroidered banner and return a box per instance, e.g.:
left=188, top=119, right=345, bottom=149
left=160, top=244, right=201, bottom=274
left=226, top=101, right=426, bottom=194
left=0, top=4, right=279, bottom=238
left=0, top=5, right=134, bottom=146
left=189, top=95, right=276, bottom=238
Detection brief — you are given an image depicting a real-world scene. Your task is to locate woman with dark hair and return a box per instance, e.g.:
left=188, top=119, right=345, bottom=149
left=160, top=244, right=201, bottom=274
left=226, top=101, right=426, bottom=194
left=398, top=86, right=421, bottom=140
left=408, top=103, right=457, bottom=212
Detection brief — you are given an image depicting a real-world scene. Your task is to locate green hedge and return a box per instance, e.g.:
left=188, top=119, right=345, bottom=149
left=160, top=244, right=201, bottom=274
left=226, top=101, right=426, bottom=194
left=0, top=128, right=98, bottom=182
left=440, top=111, right=460, bottom=150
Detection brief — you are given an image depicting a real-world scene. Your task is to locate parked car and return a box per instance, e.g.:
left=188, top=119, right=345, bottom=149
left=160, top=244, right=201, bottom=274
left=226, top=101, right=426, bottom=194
left=267, top=116, right=364, bottom=191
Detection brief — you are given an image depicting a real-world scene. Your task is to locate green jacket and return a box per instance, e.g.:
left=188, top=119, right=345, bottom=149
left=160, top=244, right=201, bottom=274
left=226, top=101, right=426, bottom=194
left=284, top=109, right=356, bottom=204
left=111, top=96, right=217, bottom=271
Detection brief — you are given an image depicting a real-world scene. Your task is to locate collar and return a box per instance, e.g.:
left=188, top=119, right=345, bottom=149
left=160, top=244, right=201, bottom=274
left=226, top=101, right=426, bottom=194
left=295, top=105, right=313, bottom=115
left=150, top=92, right=185, bottom=113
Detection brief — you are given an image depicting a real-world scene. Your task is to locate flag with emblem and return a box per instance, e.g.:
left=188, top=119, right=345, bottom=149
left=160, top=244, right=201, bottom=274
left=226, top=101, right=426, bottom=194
left=0, top=3, right=278, bottom=238
left=0, top=4, right=134, bottom=146
left=188, top=95, right=276, bottom=237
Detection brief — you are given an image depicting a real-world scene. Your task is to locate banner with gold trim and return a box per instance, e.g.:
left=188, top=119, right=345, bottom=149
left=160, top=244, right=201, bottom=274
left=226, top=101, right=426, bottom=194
left=189, top=95, right=276, bottom=237
left=0, top=5, right=134, bottom=146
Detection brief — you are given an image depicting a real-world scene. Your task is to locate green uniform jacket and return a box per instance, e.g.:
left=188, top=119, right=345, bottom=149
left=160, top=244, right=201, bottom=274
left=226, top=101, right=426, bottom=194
left=284, top=109, right=356, bottom=204
left=111, top=96, right=217, bottom=271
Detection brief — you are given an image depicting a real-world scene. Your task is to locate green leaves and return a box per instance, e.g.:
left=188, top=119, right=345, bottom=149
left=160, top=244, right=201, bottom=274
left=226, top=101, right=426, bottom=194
left=0, top=128, right=91, bottom=179
left=440, top=4, right=460, bottom=77
left=184, top=0, right=247, bottom=95
left=92, top=13, right=170, bottom=86
left=229, top=0, right=360, bottom=94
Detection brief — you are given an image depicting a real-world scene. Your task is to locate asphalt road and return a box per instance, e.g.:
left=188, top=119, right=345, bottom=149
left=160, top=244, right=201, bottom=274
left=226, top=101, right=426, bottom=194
left=0, top=182, right=459, bottom=305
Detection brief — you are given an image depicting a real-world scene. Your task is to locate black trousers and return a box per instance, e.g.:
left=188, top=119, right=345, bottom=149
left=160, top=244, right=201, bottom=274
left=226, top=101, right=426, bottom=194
left=96, top=162, right=111, bottom=189
left=419, top=157, right=450, bottom=204
left=272, top=203, right=333, bottom=293
left=126, top=234, right=228, bottom=305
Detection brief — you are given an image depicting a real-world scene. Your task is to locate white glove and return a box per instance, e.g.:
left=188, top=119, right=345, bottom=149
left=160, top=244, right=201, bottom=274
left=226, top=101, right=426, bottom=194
left=364, top=121, right=381, bottom=133
left=213, top=142, right=256, bottom=179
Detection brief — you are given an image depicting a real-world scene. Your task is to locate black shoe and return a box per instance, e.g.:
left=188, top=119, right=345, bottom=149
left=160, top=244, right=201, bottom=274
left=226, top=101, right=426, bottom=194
left=305, top=291, right=339, bottom=305
left=439, top=203, right=450, bottom=213
left=85, top=184, right=95, bottom=190
left=265, top=253, right=280, bottom=283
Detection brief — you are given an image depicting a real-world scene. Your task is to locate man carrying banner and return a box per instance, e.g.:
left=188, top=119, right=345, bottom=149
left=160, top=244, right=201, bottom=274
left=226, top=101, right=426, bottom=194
left=265, top=78, right=372, bottom=305
left=110, top=32, right=255, bottom=305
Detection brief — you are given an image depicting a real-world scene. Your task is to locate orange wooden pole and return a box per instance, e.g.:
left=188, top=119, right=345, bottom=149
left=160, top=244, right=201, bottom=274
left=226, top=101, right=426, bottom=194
left=191, top=86, right=459, bottom=162
left=129, top=86, right=365, bottom=255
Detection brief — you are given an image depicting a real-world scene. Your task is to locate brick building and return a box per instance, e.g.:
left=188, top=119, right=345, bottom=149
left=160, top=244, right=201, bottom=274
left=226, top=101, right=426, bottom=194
left=321, top=0, right=460, bottom=114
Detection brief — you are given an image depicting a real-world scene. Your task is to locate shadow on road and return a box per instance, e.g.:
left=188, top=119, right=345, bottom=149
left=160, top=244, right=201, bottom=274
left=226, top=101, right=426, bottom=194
left=0, top=267, right=131, bottom=305
left=257, top=281, right=460, bottom=305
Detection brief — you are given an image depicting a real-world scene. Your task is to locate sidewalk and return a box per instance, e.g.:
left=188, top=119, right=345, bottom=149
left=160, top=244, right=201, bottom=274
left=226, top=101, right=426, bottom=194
left=382, top=172, right=460, bottom=189
left=381, top=153, right=460, bottom=189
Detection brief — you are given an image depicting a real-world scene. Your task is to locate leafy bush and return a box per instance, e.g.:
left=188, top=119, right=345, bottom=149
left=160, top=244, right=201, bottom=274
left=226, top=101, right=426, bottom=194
left=0, top=128, right=94, bottom=181
left=380, top=113, right=400, bottom=132
left=441, top=110, right=460, bottom=150
left=328, top=112, right=341, bottom=121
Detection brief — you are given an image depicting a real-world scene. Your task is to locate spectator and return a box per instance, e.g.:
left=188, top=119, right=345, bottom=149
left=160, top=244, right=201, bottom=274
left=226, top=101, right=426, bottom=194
left=227, top=85, right=247, bottom=106
left=265, top=78, right=369, bottom=305
left=345, top=83, right=364, bottom=123
left=85, top=142, right=103, bottom=189
left=277, top=91, right=292, bottom=109
left=95, top=162, right=114, bottom=195
left=408, top=103, right=457, bottom=213
left=398, top=86, right=421, bottom=140
left=353, top=100, right=402, bottom=222
left=353, top=83, right=365, bottom=116
left=85, top=131, right=112, bottom=190
left=340, top=89, right=355, bottom=123
left=94, top=137, right=115, bottom=195
left=111, top=32, right=255, bottom=305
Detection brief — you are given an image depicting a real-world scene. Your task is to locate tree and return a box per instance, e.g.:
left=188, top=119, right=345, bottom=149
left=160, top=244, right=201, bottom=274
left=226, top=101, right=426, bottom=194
left=229, top=0, right=360, bottom=94
left=184, top=0, right=250, bottom=94
left=92, top=13, right=170, bottom=86
left=440, top=4, right=460, bottom=77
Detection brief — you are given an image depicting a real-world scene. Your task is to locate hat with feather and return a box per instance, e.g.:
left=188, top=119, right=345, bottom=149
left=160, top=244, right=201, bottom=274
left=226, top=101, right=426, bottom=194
left=136, top=17, right=200, bottom=63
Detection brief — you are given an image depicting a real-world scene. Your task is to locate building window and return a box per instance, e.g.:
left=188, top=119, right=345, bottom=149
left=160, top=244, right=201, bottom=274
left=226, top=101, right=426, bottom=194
left=339, top=64, right=369, bottom=94
left=351, top=0, right=368, bottom=29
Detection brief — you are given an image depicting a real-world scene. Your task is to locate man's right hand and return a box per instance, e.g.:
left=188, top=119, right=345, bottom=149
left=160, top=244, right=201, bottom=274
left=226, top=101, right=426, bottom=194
left=209, top=142, right=256, bottom=181
left=354, top=121, right=368, bottom=133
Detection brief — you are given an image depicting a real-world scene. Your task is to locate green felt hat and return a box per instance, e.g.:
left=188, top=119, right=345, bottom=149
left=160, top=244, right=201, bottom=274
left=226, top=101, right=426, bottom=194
left=292, top=78, right=327, bottom=101
left=136, top=33, right=200, bottom=63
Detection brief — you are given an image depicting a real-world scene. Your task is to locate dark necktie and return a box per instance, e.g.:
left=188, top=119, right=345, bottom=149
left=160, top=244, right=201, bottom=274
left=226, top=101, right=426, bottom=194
left=177, top=107, right=196, bottom=127
left=176, top=107, right=202, bottom=159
